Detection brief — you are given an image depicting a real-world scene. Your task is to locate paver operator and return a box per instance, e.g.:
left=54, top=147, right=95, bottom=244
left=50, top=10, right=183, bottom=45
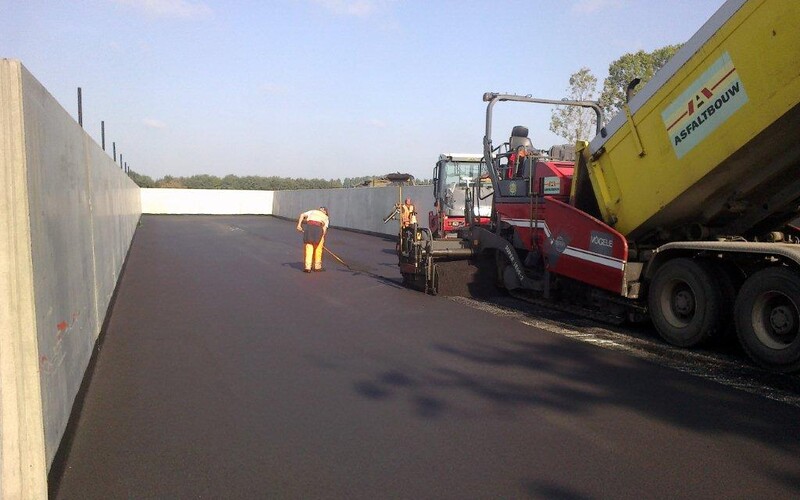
left=296, top=206, right=329, bottom=273
left=400, top=197, right=417, bottom=228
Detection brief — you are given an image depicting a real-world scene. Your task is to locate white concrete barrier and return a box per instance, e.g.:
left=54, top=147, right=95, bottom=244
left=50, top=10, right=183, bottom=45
left=141, top=188, right=273, bottom=214
left=142, top=185, right=435, bottom=237
left=0, top=59, right=141, bottom=498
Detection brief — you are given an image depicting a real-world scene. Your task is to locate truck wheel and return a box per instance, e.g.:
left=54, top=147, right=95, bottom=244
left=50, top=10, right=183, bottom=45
left=648, top=258, right=722, bottom=347
left=735, top=267, right=800, bottom=372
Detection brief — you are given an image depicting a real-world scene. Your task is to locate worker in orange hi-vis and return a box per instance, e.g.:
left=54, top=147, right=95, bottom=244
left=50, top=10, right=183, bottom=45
left=400, top=197, right=417, bottom=228
left=296, top=206, right=329, bottom=273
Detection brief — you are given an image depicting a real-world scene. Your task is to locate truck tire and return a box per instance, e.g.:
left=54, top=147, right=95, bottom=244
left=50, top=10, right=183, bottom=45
left=648, top=258, right=722, bottom=347
left=735, top=267, right=800, bottom=373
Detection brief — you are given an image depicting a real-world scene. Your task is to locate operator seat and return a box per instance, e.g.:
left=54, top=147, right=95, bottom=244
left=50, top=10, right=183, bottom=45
left=509, top=125, right=533, bottom=151
left=508, top=126, right=534, bottom=178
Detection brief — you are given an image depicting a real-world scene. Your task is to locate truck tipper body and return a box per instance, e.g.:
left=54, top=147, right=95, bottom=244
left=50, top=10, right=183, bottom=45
left=583, top=0, right=800, bottom=243
left=396, top=0, right=800, bottom=372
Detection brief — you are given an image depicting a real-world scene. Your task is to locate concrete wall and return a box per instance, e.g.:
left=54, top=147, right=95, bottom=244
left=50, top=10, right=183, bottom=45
left=141, top=185, right=434, bottom=237
left=0, top=59, right=141, bottom=498
left=272, top=185, right=433, bottom=237
left=141, top=188, right=273, bottom=214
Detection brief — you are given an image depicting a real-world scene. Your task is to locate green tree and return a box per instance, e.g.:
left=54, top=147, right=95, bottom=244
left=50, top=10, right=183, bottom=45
left=146, top=173, right=353, bottom=190
left=156, top=175, right=185, bottom=188
left=221, top=174, right=238, bottom=189
left=128, top=170, right=156, bottom=188
left=600, top=43, right=682, bottom=120
left=184, top=174, right=222, bottom=189
left=549, top=67, right=599, bottom=143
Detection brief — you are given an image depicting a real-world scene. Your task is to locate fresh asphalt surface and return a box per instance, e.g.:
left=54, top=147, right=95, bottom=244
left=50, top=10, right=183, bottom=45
left=50, top=215, right=800, bottom=498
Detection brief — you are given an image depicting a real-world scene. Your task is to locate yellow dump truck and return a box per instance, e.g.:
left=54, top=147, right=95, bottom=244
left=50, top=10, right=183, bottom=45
left=574, top=0, right=800, bottom=371
left=399, top=0, right=800, bottom=371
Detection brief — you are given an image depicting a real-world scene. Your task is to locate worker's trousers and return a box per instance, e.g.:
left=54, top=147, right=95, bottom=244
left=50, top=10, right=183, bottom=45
left=303, top=224, right=325, bottom=271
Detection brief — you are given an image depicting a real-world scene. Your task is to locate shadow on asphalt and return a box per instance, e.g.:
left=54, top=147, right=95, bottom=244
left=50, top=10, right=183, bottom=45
left=524, top=480, right=591, bottom=500
left=350, top=337, right=800, bottom=491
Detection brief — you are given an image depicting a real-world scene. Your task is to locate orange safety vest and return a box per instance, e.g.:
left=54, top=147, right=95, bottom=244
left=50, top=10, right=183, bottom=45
left=400, top=204, right=416, bottom=227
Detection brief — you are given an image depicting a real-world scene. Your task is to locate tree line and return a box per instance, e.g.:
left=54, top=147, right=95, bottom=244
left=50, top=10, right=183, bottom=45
left=550, top=44, right=683, bottom=144
left=128, top=172, right=431, bottom=190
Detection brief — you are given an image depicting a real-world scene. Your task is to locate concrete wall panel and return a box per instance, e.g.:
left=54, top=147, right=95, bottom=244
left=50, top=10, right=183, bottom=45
left=89, top=142, right=141, bottom=325
left=0, top=57, right=47, bottom=500
left=141, top=188, right=273, bottom=214
left=1, top=60, right=141, bottom=497
left=141, top=186, right=434, bottom=237
left=272, top=185, right=433, bottom=236
left=21, top=66, right=100, bottom=468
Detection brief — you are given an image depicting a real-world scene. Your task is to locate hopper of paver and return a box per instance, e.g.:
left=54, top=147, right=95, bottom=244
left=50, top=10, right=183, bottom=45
left=580, top=0, right=800, bottom=244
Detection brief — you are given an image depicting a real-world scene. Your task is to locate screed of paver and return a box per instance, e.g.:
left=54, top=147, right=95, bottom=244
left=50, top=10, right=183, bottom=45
left=50, top=215, right=800, bottom=499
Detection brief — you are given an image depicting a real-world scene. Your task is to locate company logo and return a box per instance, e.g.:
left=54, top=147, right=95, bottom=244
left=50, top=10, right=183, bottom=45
left=543, top=176, right=561, bottom=195
left=661, top=52, right=748, bottom=159
left=504, top=246, right=525, bottom=281
left=553, top=235, right=567, bottom=253
left=590, top=231, right=614, bottom=256
left=509, top=182, right=517, bottom=195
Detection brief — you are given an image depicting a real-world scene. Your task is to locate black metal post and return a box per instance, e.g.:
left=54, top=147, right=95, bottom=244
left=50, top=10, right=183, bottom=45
left=113, top=142, right=117, bottom=162
left=120, top=153, right=123, bottom=170
left=101, top=121, right=105, bottom=150
left=77, top=87, right=83, bottom=127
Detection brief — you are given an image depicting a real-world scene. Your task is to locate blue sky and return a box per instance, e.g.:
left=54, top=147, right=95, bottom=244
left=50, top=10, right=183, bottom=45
left=2, top=0, right=725, bottom=181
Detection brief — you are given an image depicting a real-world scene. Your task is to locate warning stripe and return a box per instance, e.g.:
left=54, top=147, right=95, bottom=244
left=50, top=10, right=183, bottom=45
left=500, top=217, right=624, bottom=270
